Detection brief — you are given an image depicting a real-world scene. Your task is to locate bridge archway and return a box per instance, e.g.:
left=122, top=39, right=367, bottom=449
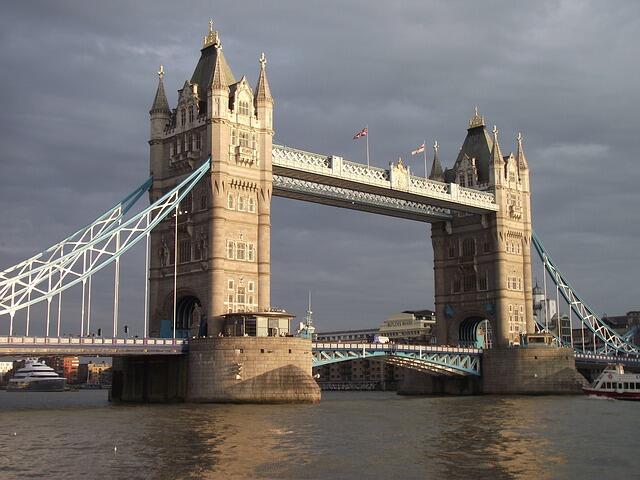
left=173, top=295, right=202, bottom=338
left=459, top=316, right=492, bottom=349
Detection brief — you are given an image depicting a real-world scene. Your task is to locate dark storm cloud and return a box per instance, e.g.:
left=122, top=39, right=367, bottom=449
left=1, top=0, right=639, bottom=335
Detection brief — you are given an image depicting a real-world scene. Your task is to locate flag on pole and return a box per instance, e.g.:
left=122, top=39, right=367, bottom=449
left=411, top=142, right=426, bottom=155
left=353, top=127, right=368, bottom=140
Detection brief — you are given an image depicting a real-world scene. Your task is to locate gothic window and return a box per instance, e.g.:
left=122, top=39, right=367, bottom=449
left=238, top=101, right=250, bottom=116
left=247, top=244, right=255, bottom=262
left=448, top=243, right=456, bottom=258
left=466, top=172, right=473, bottom=186
left=459, top=176, right=466, bottom=187
left=195, top=132, right=202, bottom=150
left=179, top=238, right=191, bottom=263
left=239, top=131, right=250, bottom=148
left=231, top=129, right=238, bottom=146
left=463, top=273, right=476, bottom=292
left=247, top=197, right=256, bottom=213
left=182, top=135, right=187, bottom=153
left=478, top=272, right=488, bottom=291
left=237, top=286, right=246, bottom=304
left=226, top=240, right=235, bottom=259
left=237, top=196, right=247, bottom=212
left=228, top=279, right=234, bottom=290
left=227, top=193, right=235, bottom=210
left=248, top=281, right=255, bottom=293
left=193, top=239, right=202, bottom=261
left=181, top=109, right=186, bottom=126
left=252, top=134, right=256, bottom=150
left=188, top=106, right=194, bottom=123
left=236, top=242, right=246, bottom=261
left=462, top=238, right=475, bottom=257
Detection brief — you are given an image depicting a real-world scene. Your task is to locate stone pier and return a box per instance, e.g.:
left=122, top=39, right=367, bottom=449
left=398, top=346, right=587, bottom=396
left=110, top=337, right=320, bottom=403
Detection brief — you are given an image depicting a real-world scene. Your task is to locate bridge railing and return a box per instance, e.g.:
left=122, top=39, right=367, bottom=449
left=0, top=336, right=186, bottom=347
left=311, top=342, right=482, bottom=355
left=272, top=145, right=497, bottom=211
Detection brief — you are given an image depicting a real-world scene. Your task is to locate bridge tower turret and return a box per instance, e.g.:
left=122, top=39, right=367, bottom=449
left=149, top=66, right=171, bottom=188
left=431, top=109, right=534, bottom=348
left=147, top=21, right=274, bottom=337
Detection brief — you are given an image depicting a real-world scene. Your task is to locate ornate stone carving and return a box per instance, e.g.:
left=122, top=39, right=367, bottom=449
left=390, top=157, right=410, bottom=191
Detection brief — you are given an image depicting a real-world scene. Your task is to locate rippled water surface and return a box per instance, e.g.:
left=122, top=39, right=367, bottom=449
left=0, top=390, right=639, bottom=479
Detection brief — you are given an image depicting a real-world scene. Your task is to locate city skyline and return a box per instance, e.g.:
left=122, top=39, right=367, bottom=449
left=1, top=1, right=639, bottom=335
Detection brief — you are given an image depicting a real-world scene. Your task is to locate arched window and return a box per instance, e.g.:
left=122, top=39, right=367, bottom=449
left=188, top=106, right=194, bottom=123
left=180, top=109, right=186, bottom=126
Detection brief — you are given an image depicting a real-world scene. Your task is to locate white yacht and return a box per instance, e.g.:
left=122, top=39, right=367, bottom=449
left=7, top=360, right=66, bottom=392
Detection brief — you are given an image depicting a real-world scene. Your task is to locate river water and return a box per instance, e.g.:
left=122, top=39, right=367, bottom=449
left=0, top=390, right=638, bottom=479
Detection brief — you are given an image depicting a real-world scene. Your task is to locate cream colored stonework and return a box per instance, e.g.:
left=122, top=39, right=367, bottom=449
left=148, top=26, right=273, bottom=336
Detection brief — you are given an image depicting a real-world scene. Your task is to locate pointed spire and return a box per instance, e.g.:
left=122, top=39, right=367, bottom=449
left=468, top=106, right=485, bottom=129
left=210, top=43, right=228, bottom=91
left=429, top=140, right=444, bottom=181
left=516, top=132, right=528, bottom=171
left=150, top=65, right=170, bottom=114
left=490, top=125, right=504, bottom=166
left=254, top=52, right=273, bottom=104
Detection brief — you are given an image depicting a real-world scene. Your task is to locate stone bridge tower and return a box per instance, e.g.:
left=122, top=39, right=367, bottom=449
left=147, top=22, right=274, bottom=337
left=431, top=110, right=534, bottom=347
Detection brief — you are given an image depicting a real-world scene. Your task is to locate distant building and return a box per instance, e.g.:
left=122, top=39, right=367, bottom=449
left=314, top=359, right=404, bottom=390
left=0, top=361, right=13, bottom=385
left=378, top=310, right=436, bottom=343
left=78, top=361, right=112, bottom=385
left=315, top=328, right=379, bottom=343
left=63, top=357, right=79, bottom=384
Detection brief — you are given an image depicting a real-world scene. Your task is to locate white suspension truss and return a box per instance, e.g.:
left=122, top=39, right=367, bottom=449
left=0, top=159, right=210, bottom=321
left=532, top=232, right=640, bottom=356
left=0, top=177, right=151, bottom=284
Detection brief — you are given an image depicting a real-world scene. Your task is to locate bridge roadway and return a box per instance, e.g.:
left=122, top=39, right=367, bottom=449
left=1, top=337, right=638, bottom=373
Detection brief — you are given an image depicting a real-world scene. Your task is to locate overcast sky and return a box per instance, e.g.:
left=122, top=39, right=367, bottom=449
left=1, top=1, right=639, bottom=336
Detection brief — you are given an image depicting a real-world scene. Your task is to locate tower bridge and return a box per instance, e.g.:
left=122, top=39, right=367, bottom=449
left=1, top=21, right=637, bottom=401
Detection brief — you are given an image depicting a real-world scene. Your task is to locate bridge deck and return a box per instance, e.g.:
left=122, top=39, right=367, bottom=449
left=0, top=336, right=187, bottom=356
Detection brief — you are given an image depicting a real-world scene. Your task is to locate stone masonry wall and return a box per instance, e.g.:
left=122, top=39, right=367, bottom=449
left=482, top=346, right=587, bottom=394
left=187, top=337, right=321, bottom=403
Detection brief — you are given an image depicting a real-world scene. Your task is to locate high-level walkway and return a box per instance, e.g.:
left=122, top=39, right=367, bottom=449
left=272, top=145, right=498, bottom=222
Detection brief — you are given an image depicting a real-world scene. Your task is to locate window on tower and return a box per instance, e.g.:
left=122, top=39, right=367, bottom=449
left=181, top=109, right=186, bottom=126
left=238, top=101, right=250, bottom=116
left=239, top=131, right=250, bottom=148
left=188, top=106, right=194, bottom=123
left=462, top=238, right=476, bottom=257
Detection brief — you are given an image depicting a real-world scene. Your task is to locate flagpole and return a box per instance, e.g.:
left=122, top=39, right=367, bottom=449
left=365, top=125, right=370, bottom=168
left=423, top=138, right=427, bottom=178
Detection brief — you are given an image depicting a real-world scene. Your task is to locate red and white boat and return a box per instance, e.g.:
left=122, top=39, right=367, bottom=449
left=583, top=364, right=640, bottom=400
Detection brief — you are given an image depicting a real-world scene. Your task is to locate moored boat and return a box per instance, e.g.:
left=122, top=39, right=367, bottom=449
left=6, top=360, right=66, bottom=392
left=583, top=364, right=640, bottom=400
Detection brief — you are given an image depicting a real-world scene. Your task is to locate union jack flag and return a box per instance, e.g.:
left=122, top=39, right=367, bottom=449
left=353, top=127, right=368, bottom=140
